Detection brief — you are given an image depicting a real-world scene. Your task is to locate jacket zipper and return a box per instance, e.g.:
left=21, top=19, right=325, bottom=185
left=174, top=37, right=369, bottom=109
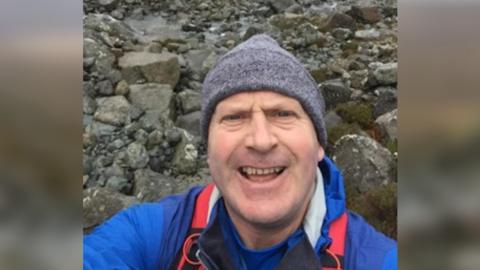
left=196, top=246, right=217, bottom=270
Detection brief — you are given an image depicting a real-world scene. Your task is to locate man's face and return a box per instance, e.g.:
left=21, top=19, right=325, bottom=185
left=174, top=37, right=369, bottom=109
left=207, top=91, right=324, bottom=229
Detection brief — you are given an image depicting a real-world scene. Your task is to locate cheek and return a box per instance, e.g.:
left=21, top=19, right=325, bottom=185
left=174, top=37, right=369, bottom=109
left=207, top=132, right=236, bottom=172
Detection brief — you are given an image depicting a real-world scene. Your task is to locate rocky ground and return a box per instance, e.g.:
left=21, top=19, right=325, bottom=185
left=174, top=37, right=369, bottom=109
left=83, top=0, right=398, bottom=237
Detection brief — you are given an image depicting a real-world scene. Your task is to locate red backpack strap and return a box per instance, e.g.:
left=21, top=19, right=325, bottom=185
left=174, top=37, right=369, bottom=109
left=191, top=183, right=215, bottom=228
left=174, top=184, right=215, bottom=270
left=322, top=212, right=348, bottom=270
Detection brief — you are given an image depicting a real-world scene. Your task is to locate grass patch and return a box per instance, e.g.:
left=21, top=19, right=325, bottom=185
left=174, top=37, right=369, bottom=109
left=345, top=180, right=397, bottom=239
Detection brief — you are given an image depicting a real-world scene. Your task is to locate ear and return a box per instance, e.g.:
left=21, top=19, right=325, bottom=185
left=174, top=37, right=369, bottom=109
left=317, top=145, right=325, bottom=162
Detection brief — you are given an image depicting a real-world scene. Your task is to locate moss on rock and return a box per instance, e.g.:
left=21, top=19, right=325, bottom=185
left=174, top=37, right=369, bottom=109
left=335, top=102, right=373, bottom=129
left=327, top=122, right=362, bottom=146
left=386, top=139, right=397, bottom=154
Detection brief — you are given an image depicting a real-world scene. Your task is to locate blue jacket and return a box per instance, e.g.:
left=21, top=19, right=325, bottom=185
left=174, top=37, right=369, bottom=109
left=84, top=157, right=397, bottom=269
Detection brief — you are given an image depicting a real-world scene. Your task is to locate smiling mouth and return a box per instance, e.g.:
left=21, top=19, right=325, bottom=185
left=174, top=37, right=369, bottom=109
left=238, top=166, right=286, bottom=181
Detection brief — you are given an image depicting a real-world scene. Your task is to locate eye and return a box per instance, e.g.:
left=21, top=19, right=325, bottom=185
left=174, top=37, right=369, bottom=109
left=275, top=110, right=296, bottom=117
left=221, top=113, right=245, bottom=122
left=269, top=110, right=297, bottom=118
left=267, top=110, right=298, bottom=124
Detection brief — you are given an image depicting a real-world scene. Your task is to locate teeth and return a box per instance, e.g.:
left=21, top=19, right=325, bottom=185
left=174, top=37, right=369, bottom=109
left=241, top=166, right=284, bottom=175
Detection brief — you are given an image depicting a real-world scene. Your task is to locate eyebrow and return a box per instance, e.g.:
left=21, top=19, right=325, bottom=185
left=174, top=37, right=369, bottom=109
left=216, top=100, right=300, bottom=113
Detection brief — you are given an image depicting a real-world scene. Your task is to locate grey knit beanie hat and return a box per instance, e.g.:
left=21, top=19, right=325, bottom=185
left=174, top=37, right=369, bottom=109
left=201, top=34, right=327, bottom=147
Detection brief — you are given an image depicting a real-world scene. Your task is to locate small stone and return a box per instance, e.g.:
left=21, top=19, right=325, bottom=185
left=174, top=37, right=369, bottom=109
left=349, top=69, right=369, bottom=90
left=106, top=69, right=122, bottom=85
left=252, top=6, right=272, bottom=17
left=375, top=109, right=397, bottom=144
left=182, top=23, right=203, bottom=32
left=97, top=0, right=117, bottom=7
left=87, top=120, right=118, bottom=138
left=197, top=2, right=209, bottom=10
left=355, top=29, right=380, bottom=40
left=83, top=175, right=89, bottom=186
left=83, top=95, right=97, bottom=115
left=371, top=62, right=397, bottom=85
left=125, top=142, right=149, bottom=169
left=131, top=8, right=144, bottom=20
left=148, top=156, right=164, bottom=173
left=84, top=81, right=96, bottom=97
left=349, top=5, right=381, bottom=24
left=203, top=52, right=220, bottom=76
left=134, top=129, right=149, bottom=145
left=108, top=139, right=124, bottom=150
left=129, top=106, right=144, bottom=121
left=105, top=176, right=130, bottom=193
left=243, top=25, right=264, bottom=41
left=83, top=154, right=93, bottom=175
left=285, top=3, right=303, bottom=14
left=373, top=87, right=397, bottom=118
left=172, top=129, right=198, bottom=175
left=115, top=80, right=130, bottom=96
left=94, top=96, right=130, bottom=126
left=146, top=42, right=163, bottom=53
left=298, top=22, right=326, bottom=47
left=148, top=130, right=164, bottom=147
left=320, top=13, right=356, bottom=32
left=332, top=28, right=352, bottom=41
left=324, top=111, right=344, bottom=130
left=165, top=129, right=182, bottom=146
left=111, top=9, right=124, bottom=20
left=83, top=57, right=95, bottom=69
left=320, top=80, right=353, bottom=111
left=268, top=0, right=296, bottom=13
left=138, top=111, right=171, bottom=132
left=97, top=80, right=114, bottom=95
left=83, top=132, right=97, bottom=148
left=95, top=155, right=113, bottom=167
left=83, top=37, right=115, bottom=77
left=310, top=67, right=330, bottom=83
left=186, top=49, right=212, bottom=75
left=125, top=122, right=140, bottom=137
left=177, top=89, right=201, bottom=114
left=175, top=111, right=201, bottom=137
left=269, top=13, right=306, bottom=30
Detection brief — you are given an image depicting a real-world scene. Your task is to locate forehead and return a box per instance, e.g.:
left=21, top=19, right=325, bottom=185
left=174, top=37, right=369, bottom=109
left=214, top=91, right=302, bottom=111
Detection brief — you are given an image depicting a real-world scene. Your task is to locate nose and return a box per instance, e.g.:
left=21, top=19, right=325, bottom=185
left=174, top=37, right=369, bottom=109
left=244, top=112, right=278, bottom=153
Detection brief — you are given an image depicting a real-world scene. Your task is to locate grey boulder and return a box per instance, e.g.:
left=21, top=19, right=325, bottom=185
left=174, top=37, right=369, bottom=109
left=118, top=51, right=180, bottom=88
left=175, top=111, right=201, bottom=137
left=177, top=89, right=201, bottom=114
left=332, top=134, right=395, bottom=193
left=128, top=83, right=174, bottom=113
left=94, top=96, right=131, bottom=126
left=83, top=187, right=138, bottom=231
left=375, top=109, right=397, bottom=144
left=133, top=169, right=176, bottom=202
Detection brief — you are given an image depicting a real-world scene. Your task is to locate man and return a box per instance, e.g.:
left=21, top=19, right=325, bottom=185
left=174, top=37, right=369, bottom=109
left=84, top=34, right=397, bottom=269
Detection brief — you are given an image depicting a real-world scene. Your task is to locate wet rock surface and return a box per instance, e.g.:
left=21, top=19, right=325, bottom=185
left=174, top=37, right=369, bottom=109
left=83, top=0, right=397, bottom=236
